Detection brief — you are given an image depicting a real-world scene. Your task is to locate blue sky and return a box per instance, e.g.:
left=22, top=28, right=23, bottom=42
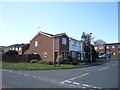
left=0, top=2, right=118, bottom=46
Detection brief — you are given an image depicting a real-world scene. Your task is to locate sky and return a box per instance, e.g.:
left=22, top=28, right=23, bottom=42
left=0, top=1, right=118, bottom=46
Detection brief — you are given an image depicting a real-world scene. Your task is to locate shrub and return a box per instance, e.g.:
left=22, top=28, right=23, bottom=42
left=56, top=56, right=64, bottom=67
left=5, top=50, right=18, bottom=55
left=29, top=60, right=39, bottom=63
left=72, top=60, right=78, bottom=65
left=68, top=56, right=73, bottom=62
left=38, top=60, right=53, bottom=65
left=56, top=56, right=64, bottom=62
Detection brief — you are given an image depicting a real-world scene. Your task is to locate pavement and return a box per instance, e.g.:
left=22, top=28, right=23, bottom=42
left=1, top=58, right=119, bottom=88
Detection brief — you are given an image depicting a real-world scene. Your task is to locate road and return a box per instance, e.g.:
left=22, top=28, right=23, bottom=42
left=2, top=58, right=119, bottom=88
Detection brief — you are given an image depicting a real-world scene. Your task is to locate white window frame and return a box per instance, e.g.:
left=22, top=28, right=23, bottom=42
left=44, top=52, right=47, bottom=57
left=106, top=46, right=109, bottom=49
left=35, top=41, right=38, bottom=47
left=99, top=46, right=103, bottom=49
left=16, top=47, right=18, bottom=51
left=19, top=47, right=22, bottom=50
left=12, top=47, right=14, bottom=50
left=94, top=47, right=97, bottom=50
left=112, top=45, right=115, bottom=49
left=62, top=38, right=67, bottom=45
left=118, top=45, right=120, bottom=48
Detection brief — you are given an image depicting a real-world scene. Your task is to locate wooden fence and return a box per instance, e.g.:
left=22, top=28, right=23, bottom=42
left=2, top=54, right=40, bottom=63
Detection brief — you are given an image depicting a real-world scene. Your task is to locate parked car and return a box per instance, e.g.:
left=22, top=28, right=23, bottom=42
left=99, top=54, right=109, bottom=59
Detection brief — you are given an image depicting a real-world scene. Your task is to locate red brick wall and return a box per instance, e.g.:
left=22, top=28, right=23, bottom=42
left=95, top=45, right=105, bottom=55
left=59, top=35, right=69, bottom=55
left=29, top=33, right=53, bottom=61
left=107, top=45, right=120, bottom=56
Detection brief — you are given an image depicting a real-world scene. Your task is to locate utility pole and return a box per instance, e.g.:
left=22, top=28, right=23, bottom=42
left=90, top=33, right=92, bottom=62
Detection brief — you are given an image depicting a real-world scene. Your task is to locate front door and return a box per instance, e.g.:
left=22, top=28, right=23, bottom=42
left=55, top=52, right=58, bottom=61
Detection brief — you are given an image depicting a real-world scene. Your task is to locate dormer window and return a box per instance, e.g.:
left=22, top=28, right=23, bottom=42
left=35, top=41, right=38, bottom=47
left=62, top=38, right=67, bottom=45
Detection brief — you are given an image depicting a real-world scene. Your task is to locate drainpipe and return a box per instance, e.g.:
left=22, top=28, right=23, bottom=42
left=53, top=37, right=55, bottom=67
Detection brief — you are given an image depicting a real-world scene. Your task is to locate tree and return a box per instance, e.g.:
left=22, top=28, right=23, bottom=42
left=56, top=56, right=64, bottom=67
left=5, top=50, right=18, bottom=55
left=81, top=32, right=99, bottom=62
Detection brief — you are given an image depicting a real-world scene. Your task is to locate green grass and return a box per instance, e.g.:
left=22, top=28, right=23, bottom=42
left=1, top=62, right=89, bottom=69
left=111, top=56, right=120, bottom=58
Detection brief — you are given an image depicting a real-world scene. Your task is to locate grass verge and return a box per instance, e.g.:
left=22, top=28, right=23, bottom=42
left=111, top=56, right=120, bottom=58
left=1, top=62, right=89, bottom=70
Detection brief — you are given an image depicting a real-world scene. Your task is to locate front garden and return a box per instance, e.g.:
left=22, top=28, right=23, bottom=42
left=1, top=61, right=89, bottom=69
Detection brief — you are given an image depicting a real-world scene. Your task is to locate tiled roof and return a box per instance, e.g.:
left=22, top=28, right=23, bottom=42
left=104, top=43, right=120, bottom=45
left=69, top=37, right=80, bottom=42
left=8, top=44, right=29, bottom=47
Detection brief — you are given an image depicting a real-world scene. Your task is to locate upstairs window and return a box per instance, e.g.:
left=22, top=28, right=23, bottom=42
left=99, top=46, right=103, bottom=49
left=16, top=47, right=18, bottom=51
left=62, top=38, right=67, bottom=45
left=94, top=47, right=97, bottom=50
left=72, top=41, right=77, bottom=46
left=35, top=41, right=38, bottom=47
left=19, top=47, right=22, bottom=50
left=112, top=45, right=115, bottom=49
left=106, top=46, right=109, bottom=49
left=118, top=45, right=120, bottom=48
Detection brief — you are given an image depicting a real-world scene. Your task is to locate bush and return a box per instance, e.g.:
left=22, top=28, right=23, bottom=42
left=5, top=50, right=18, bottom=55
left=38, top=60, right=53, bottom=65
left=29, top=60, right=39, bottom=63
left=68, top=56, right=73, bottom=62
left=72, top=60, right=78, bottom=65
left=56, top=56, right=64, bottom=62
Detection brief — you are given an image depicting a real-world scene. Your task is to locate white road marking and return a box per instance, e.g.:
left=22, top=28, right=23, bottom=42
left=31, top=76, right=37, bottom=78
left=67, top=73, right=90, bottom=81
left=60, top=82, right=64, bottom=84
left=9, top=70, right=13, bottom=72
left=82, top=84, right=89, bottom=87
left=73, top=82, right=80, bottom=85
left=93, top=86, right=97, bottom=88
left=82, top=87, right=86, bottom=88
left=97, top=87, right=102, bottom=89
left=18, top=73, right=22, bottom=75
left=60, top=80, right=72, bottom=84
left=65, top=80, right=72, bottom=83
left=60, top=80, right=102, bottom=89
left=23, top=74, right=29, bottom=76
left=98, top=67, right=109, bottom=71
left=112, top=64, right=117, bottom=67
left=6, top=70, right=10, bottom=72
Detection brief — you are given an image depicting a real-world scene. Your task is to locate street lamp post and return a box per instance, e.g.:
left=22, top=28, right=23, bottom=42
left=90, top=33, right=92, bottom=62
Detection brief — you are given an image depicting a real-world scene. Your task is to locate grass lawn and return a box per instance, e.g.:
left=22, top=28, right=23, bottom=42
left=111, top=56, right=120, bottom=58
left=1, top=62, right=89, bottom=69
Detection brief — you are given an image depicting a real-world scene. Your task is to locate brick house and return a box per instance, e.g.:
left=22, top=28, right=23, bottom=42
left=104, top=43, right=120, bottom=57
left=26, top=31, right=84, bottom=62
left=4, top=44, right=30, bottom=55
left=0, top=46, right=6, bottom=54
left=94, top=44, right=106, bottom=55
left=26, top=31, right=69, bottom=62
left=95, top=43, right=120, bottom=57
